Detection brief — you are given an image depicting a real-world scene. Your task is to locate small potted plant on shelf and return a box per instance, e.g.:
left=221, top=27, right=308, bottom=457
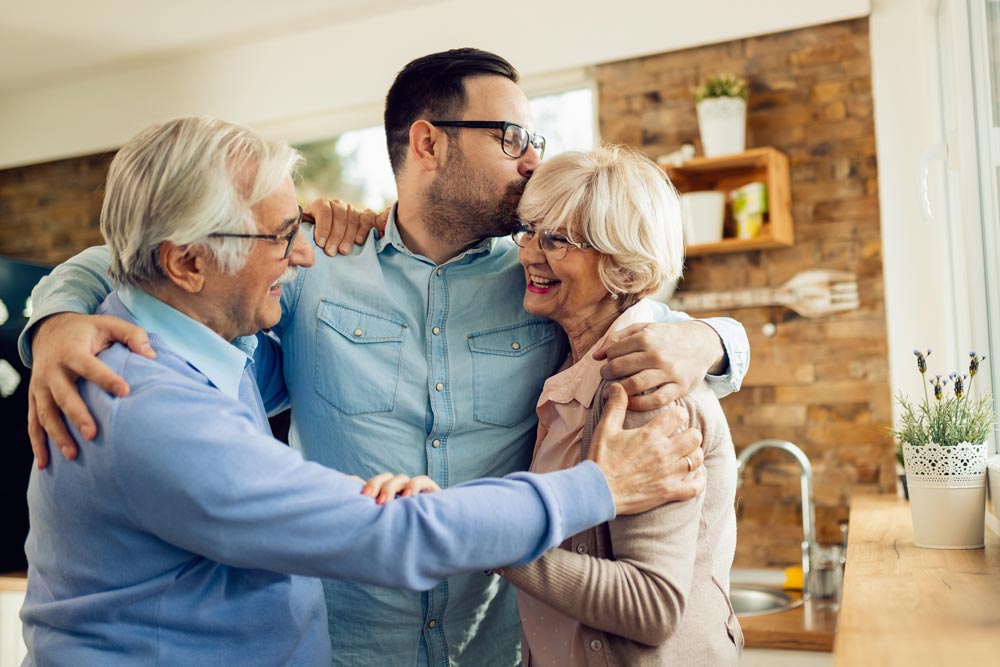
left=891, top=349, right=996, bottom=549
left=693, top=72, right=749, bottom=158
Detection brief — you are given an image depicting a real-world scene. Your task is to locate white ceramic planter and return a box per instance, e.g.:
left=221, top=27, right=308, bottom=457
left=902, top=442, right=988, bottom=549
left=696, top=97, right=747, bottom=157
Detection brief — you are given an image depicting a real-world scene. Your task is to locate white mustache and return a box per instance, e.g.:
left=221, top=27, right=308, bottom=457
left=270, top=266, right=299, bottom=289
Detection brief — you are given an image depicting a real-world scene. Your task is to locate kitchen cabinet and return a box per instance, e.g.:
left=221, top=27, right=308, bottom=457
left=664, top=147, right=793, bottom=256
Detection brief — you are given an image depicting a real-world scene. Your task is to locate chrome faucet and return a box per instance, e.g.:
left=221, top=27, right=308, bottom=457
left=736, top=439, right=816, bottom=600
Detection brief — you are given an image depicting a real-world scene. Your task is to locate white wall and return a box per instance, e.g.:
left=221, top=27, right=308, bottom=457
left=0, top=0, right=870, bottom=169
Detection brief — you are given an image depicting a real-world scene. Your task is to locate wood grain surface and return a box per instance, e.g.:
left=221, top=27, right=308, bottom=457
left=834, top=494, right=1000, bottom=665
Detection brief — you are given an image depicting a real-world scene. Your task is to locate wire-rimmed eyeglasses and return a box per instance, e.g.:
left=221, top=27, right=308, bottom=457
left=208, top=206, right=303, bottom=259
left=429, top=120, right=546, bottom=160
left=512, top=221, right=593, bottom=260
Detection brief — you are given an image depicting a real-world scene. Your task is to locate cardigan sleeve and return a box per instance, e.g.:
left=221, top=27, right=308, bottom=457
left=500, top=391, right=715, bottom=647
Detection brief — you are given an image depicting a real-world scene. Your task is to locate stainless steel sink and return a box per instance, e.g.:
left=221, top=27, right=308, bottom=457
left=729, top=584, right=802, bottom=617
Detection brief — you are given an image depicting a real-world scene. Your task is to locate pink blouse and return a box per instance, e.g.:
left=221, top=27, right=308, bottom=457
left=517, top=301, right=656, bottom=666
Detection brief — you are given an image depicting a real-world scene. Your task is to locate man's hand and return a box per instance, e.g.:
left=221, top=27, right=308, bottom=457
left=306, top=198, right=389, bottom=257
left=28, top=313, right=154, bottom=468
left=588, top=384, right=705, bottom=516
left=594, top=321, right=726, bottom=411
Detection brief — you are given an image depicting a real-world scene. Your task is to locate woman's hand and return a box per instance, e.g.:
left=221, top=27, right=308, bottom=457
left=361, top=473, right=441, bottom=505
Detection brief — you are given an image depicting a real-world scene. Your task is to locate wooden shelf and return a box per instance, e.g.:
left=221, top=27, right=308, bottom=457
left=664, top=146, right=793, bottom=256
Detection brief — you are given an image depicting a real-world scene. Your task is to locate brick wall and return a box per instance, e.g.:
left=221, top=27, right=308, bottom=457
left=0, top=17, right=891, bottom=567
left=597, top=17, right=893, bottom=566
left=0, top=152, right=114, bottom=265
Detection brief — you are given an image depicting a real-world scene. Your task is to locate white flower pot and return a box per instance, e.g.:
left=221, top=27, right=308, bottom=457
left=902, top=442, right=988, bottom=549
left=696, top=97, right=747, bottom=157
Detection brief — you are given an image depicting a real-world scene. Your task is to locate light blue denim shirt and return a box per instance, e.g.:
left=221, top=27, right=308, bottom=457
left=21, top=289, right=616, bottom=666
left=19, top=212, right=749, bottom=667
left=262, top=209, right=750, bottom=667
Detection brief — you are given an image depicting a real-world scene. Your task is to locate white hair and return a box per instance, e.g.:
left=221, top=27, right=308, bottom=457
left=517, top=143, right=684, bottom=309
left=101, top=116, right=302, bottom=288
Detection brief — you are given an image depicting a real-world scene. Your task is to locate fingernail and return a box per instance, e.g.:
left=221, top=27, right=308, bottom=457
left=317, top=237, right=327, bottom=246
left=377, top=493, right=386, bottom=504
left=61, top=447, right=73, bottom=459
left=401, top=489, right=412, bottom=497
left=141, top=344, right=156, bottom=358
left=340, top=243, right=351, bottom=254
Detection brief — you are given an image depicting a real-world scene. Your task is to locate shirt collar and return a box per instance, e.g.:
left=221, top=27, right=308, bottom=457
left=118, top=286, right=254, bottom=400
left=376, top=203, right=499, bottom=263
left=540, top=299, right=658, bottom=409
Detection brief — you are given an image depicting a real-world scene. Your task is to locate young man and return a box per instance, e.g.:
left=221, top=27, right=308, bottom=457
left=21, top=116, right=706, bottom=666
left=22, top=50, right=749, bottom=665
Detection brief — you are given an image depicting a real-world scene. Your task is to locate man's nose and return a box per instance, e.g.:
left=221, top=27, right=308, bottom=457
left=290, top=229, right=315, bottom=267
left=518, top=144, right=541, bottom=178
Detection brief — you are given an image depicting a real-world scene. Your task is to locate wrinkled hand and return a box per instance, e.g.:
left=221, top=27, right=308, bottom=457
left=28, top=313, right=154, bottom=468
left=588, top=384, right=705, bottom=515
left=594, top=320, right=726, bottom=411
left=306, top=198, right=389, bottom=256
left=361, top=473, right=441, bottom=505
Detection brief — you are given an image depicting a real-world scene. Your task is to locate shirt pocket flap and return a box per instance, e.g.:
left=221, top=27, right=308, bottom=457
left=467, top=320, right=555, bottom=357
left=318, top=301, right=406, bottom=343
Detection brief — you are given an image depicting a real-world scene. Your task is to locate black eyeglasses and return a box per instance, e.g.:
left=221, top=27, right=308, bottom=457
left=209, top=206, right=303, bottom=259
left=512, top=221, right=593, bottom=260
left=429, top=121, right=546, bottom=160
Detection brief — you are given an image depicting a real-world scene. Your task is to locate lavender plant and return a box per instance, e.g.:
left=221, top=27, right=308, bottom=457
left=891, top=349, right=996, bottom=447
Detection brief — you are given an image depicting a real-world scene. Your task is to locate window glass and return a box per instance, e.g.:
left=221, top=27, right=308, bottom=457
left=294, top=87, right=596, bottom=210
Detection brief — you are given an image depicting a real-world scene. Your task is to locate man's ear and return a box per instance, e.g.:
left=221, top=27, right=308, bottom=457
left=158, top=241, right=208, bottom=294
left=409, top=120, right=446, bottom=172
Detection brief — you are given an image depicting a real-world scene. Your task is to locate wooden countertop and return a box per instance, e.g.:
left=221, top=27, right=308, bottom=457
left=834, top=494, right=1000, bottom=665
left=740, top=596, right=837, bottom=651
left=0, top=570, right=27, bottom=593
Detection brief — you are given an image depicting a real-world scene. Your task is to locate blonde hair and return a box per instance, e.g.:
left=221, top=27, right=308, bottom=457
left=101, top=116, right=302, bottom=289
left=517, top=143, right=684, bottom=308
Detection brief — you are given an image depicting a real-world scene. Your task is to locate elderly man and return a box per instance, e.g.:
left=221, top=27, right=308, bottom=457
left=22, top=50, right=749, bottom=665
left=19, top=116, right=705, bottom=666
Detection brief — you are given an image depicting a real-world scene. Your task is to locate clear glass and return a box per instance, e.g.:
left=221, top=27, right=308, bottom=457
left=808, top=544, right=844, bottom=611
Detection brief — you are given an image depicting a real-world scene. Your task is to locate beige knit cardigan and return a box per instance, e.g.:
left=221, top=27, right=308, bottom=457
left=500, top=381, right=743, bottom=666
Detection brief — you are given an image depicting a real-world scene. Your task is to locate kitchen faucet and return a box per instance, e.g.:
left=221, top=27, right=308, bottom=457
left=736, top=439, right=817, bottom=600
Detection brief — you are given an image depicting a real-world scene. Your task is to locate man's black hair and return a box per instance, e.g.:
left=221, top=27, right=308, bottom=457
left=384, top=48, right=519, bottom=176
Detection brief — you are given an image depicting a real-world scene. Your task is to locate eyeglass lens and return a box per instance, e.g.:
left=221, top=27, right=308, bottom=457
left=502, top=124, right=546, bottom=159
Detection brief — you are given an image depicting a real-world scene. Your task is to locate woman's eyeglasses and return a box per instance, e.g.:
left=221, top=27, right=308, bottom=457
left=512, top=221, right=593, bottom=260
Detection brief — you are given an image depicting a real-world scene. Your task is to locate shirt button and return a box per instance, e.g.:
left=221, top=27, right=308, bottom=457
left=432, top=439, right=441, bottom=448
left=432, top=326, right=441, bottom=335
left=589, top=639, right=603, bottom=651
left=576, top=544, right=588, bottom=554
left=436, top=268, right=443, bottom=276
left=435, top=382, right=444, bottom=391
left=353, top=328, right=363, bottom=336
left=511, top=342, right=521, bottom=350
left=428, top=619, right=437, bottom=628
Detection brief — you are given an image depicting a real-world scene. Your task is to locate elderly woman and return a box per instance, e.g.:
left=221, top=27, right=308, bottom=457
left=496, top=144, right=742, bottom=665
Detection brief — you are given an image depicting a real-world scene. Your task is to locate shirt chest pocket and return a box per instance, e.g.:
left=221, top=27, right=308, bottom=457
left=468, top=320, right=561, bottom=427
left=315, top=300, right=407, bottom=415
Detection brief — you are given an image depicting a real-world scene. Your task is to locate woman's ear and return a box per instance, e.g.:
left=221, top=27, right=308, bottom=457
left=409, top=120, right=446, bottom=172
left=158, top=241, right=208, bottom=293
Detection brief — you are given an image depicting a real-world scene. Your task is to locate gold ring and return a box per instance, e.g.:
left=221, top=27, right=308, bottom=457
left=683, top=455, right=694, bottom=472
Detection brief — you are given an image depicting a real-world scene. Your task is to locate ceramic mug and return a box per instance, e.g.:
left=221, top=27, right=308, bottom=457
left=680, top=191, right=725, bottom=245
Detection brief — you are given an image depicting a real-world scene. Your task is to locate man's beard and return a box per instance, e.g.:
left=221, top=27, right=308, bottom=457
left=423, top=146, right=528, bottom=249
